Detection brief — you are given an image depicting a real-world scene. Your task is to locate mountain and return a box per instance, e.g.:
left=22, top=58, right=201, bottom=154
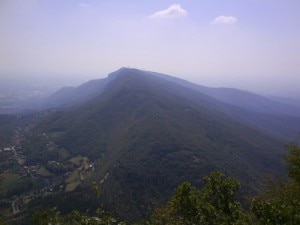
left=269, top=95, right=300, bottom=111
left=42, top=68, right=300, bottom=141
left=44, top=68, right=300, bottom=116
left=40, top=68, right=134, bottom=109
left=2, top=68, right=300, bottom=223
left=21, top=68, right=291, bottom=221
left=149, top=71, right=300, bottom=116
left=146, top=71, right=300, bottom=141
left=40, top=78, right=109, bottom=109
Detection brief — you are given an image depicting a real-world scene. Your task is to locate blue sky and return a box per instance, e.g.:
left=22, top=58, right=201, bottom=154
left=1, top=0, right=300, bottom=96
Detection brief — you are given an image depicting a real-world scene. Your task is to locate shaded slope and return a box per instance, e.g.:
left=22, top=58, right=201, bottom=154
left=41, top=77, right=110, bottom=108
left=147, top=71, right=300, bottom=141
left=150, top=71, right=300, bottom=116
left=40, top=68, right=129, bottom=109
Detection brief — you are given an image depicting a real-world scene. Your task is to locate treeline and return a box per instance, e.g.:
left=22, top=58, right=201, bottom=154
left=23, top=144, right=300, bottom=224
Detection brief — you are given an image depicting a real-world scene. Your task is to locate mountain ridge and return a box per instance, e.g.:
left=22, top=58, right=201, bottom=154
left=45, top=68, right=300, bottom=117
left=41, top=68, right=300, bottom=141
left=1, top=68, right=299, bottom=222
left=26, top=69, right=287, bottom=220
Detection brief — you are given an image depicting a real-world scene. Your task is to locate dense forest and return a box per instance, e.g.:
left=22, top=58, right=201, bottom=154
left=1, top=69, right=299, bottom=225
left=23, top=143, right=299, bottom=225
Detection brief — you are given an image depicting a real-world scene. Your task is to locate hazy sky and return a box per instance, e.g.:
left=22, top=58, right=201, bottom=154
left=1, top=0, right=300, bottom=96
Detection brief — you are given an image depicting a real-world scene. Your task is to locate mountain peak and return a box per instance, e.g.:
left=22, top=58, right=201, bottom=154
left=107, top=67, right=145, bottom=80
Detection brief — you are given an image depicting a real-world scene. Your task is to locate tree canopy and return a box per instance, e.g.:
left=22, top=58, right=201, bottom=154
left=31, top=144, right=300, bottom=225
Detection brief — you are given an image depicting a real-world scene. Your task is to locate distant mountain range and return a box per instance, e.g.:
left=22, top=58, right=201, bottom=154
left=43, top=68, right=300, bottom=116
left=1, top=68, right=299, bottom=222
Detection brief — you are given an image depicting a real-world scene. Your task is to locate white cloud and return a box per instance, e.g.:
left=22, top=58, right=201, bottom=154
left=210, top=16, right=237, bottom=25
left=150, top=4, right=187, bottom=19
left=77, top=2, right=90, bottom=8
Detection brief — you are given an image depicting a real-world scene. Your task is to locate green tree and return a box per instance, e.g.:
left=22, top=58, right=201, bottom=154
left=168, top=181, right=200, bottom=224
left=251, top=144, right=300, bottom=225
left=32, top=207, right=62, bottom=225
left=150, top=172, right=247, bottom=225
left=32, top=207, right=126, bottom=225
left=200, top=172, right=246, bottom=225
left=285, top=143, right=300, bottom=184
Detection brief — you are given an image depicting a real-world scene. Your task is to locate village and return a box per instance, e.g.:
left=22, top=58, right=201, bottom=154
left=0, top=128, right=96, bottom=216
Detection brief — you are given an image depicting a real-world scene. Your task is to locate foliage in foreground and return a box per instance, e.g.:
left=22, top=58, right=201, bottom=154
left=149, top=172, right=247, bottom=225
left=32, top=144, right=300, bottom=225
left=250, top=143, right=300, bottom=225
left=32, top=208, right=126, bottom=225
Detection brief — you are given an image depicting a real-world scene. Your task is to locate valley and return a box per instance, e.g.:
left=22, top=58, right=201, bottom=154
left=0, top=125, right=98, bottom=221
left=0, top=81, right=61, bottom=115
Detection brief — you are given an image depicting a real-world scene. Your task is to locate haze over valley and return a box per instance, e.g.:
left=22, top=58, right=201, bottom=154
left=1, top=1, right=300, bottom=224
left=1, top=0, right=300, bottom=98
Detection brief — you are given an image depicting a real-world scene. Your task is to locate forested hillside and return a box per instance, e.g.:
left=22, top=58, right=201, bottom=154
left=30, top=144, right=300, bottom=225
left=0, top=68, right=299, bottom=224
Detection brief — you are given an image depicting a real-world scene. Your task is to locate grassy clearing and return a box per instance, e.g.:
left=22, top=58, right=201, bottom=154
left=65, top=181, right=81, bottom=192
left=68, top=155, right=89, bottom=170
left=64, top=167, right=83, bottom=192
left=68, top=155, right=84, bottom=167
left=65, top=170, right=80, bottom=184
left=36, top=166, right=52, bottom=177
